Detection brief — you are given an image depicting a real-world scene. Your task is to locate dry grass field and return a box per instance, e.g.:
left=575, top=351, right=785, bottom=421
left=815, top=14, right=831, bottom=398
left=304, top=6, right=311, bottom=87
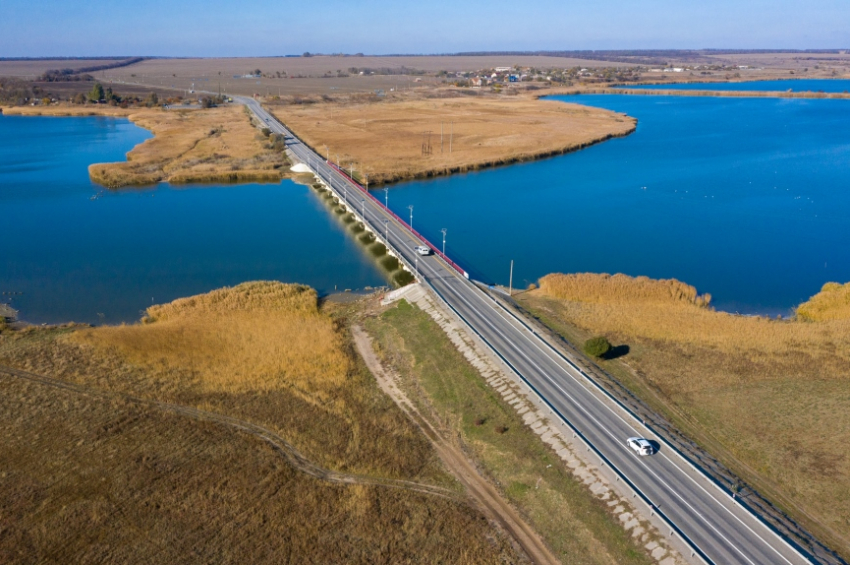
left=0, top=282, right=521, bottom=563
left=517, top=273, right=850, bottom=557
left=0, top=58, right=125, bottom=78
left=3, top=104, right=289, bottom=187
left=273, top=95, right=635, bottom=184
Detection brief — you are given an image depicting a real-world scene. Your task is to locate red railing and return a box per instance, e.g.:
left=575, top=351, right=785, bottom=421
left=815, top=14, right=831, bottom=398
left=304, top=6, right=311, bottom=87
left=327, top=163, right=469, bottom=278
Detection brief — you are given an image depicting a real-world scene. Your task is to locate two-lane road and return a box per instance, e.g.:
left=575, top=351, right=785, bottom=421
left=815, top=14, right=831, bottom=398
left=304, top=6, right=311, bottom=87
left=241, top=96, right=813, bottom=565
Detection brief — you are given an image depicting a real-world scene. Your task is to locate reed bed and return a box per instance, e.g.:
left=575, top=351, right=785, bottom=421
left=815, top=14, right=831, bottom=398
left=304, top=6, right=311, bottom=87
left=3, top=104, right=289, bottom=188
left=520, top=273, right=850, bottom=551
left=274, top=96, right=635, bottom=184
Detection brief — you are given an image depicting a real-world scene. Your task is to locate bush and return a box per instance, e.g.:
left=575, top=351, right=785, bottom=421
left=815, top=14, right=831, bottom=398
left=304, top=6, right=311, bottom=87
left=350, top=223, right=365, bottom=234
left=583, top=336, right=612, bottom=358
left=369, top=243, right=387, bottom=257
left=392, top=270, right=415, bottom=287
left=380, top=256, right=399, bottom=271
left=359, top=232, right=375, bottom=244
left=342, top=214, right=356, bottom=224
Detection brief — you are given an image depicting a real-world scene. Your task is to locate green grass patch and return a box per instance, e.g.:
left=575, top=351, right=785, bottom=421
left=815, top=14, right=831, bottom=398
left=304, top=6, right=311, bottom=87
left=365, top=300, right=655, bottom=565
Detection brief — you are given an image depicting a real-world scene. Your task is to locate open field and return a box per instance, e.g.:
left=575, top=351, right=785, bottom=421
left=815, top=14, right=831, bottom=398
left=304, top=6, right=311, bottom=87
left=3, top=104, right=290, bottom=187
left=516, top=273, right=850, bottom=559
left=272, top=95, right=635, bottom=184
left=552, top=87, right=850, bottom=99
left=362, top=297, right=656, bottom=565
left=0, top=282, right=521, bottom=563
left=0, top=58, right=131, bottom=78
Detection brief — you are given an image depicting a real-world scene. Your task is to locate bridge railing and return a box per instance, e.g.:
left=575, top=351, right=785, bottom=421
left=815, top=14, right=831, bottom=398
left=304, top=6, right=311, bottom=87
left=326, top=163, right=469, bottom=279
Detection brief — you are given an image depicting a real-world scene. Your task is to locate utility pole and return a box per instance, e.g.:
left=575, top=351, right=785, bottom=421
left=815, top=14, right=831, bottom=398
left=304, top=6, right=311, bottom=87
left=408, top=205, right=414, bottom=230
left=509, top=260, right=514, bottom=296
left=441, top=228, right=447, bottom=255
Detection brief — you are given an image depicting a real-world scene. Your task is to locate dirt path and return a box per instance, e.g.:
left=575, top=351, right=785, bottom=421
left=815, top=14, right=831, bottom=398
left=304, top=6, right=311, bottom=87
left=0, top=364, right=460, bottom=501
left=352, top=325, right=561, bottom=565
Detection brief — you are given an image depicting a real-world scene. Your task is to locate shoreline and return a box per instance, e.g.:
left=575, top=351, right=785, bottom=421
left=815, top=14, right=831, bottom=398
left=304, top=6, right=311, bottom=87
left=1, top=104, right=290, bottom=188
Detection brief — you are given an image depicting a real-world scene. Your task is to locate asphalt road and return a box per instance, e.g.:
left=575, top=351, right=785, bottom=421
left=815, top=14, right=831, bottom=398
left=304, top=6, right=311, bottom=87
left=241, top=96, right=813, bottom=565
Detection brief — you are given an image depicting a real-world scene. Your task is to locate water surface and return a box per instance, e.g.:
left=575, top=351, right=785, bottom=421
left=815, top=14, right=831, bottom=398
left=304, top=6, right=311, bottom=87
left=624, top=79, right=850, bottom=92
left=1, top=115, right=385, bottom=324
left=376, top=93, right=850, bottom=315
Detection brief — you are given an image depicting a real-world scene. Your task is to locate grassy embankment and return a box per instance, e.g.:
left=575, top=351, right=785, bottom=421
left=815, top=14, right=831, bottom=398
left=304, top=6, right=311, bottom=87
left=305, top=181, right=415, bottom=288
left=516, top=273, right=850, bottom=558
left=2, top=104, right=289, bottom=188
left=270, top=95, right=635, bottom=185
left=364, top=299, right=654, bottom=565
left=0, top=282, right=519, bottom=564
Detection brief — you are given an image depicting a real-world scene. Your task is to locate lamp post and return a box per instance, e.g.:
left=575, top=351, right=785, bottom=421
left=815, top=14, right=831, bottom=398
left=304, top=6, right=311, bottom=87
left=324, top=145, right=329, bottom=163
left=415, top=257, right=419, bottom=278
left=408, top=205, right=414, bottom=230
left=343, top=185, right=347, bottom=203
left=384, top=187, right=389, bottom=209
left=441, top=228, right=447, bottom=256
left=384, top=220, right=389, bottom=242
left=360, top=199, right=365, bottom=219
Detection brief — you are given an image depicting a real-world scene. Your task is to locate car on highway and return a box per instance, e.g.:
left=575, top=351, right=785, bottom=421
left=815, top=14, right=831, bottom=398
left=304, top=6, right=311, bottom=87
left=414, top=245, right=432, bottom=256
left=626, top=437, right=654, bottom=456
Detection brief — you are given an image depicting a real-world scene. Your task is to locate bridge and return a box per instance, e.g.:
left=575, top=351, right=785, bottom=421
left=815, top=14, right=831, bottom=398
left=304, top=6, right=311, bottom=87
left=240, top=96, right=818, bottom=565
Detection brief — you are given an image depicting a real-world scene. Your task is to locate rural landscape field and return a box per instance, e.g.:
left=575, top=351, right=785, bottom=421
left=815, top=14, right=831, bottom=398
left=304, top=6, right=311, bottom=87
left=3, top=0, right=850, bottom=563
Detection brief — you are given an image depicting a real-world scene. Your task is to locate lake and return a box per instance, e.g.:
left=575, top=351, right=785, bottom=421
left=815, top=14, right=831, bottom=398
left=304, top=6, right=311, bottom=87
left=0, top=115, right=385, bottom=324
left=623, top=78, right=850, bottom=92
left=376, top=84, right=850, bottom=315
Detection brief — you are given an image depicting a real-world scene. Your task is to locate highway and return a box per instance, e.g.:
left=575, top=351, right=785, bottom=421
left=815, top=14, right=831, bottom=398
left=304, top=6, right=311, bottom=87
left=240, top=96, right=814, bottom=565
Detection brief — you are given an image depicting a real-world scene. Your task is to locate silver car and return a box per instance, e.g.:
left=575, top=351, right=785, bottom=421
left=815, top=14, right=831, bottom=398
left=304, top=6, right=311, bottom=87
left=627, top=437, right=654, bottom=456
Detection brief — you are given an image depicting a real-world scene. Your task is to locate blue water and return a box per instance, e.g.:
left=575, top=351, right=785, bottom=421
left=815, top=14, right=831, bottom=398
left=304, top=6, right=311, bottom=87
left=0, top=115, right=384, bottom=324
left=624, top=79, right=850, bottom=93
left=375, top=93, right=850, bottom=315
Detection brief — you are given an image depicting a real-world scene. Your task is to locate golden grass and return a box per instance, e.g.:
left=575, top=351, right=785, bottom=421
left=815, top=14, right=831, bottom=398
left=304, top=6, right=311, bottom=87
left=274, top=95, right=635, bottom=184
left=73, top=282, right=348, bottom=398
left=2, top=104, right=288, bottom=187
left=796, top=281, right=850, bottom=321
left=0, top=282, right=523, bottom=562
left=519, top=273, right=850, bottom=553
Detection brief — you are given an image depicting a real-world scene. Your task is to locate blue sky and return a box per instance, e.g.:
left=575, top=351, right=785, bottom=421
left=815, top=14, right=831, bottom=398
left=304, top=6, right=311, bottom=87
left=2, top=0, right=848, bottom=57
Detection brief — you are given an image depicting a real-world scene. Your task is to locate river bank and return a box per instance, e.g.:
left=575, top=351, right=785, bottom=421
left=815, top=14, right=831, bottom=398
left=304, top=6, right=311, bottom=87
left=1, top=104, right=290, bottom=187
left=516, top=272, right=850, bottom=560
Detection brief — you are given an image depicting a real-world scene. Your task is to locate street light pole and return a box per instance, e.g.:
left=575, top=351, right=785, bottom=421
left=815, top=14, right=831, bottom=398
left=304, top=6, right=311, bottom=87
left=384, top=187, right=389, bottom=209
left=408, top=205, right=414, bottom=230
left=509, top=259, right=514, bottom=296
left=415, top=257, right=419, bottom=278
left=441, top=228, right=447, bottom=256
left=360, top=199, right=365, bottom=218
left=384, top=220, right=388, bottom=242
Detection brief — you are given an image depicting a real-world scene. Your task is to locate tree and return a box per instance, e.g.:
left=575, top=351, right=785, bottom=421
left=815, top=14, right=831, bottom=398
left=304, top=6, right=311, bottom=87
left=253, top=69, right=262, bottom=76
left=88, top=82, right=105, bottom=103
left=143, top=92, right=159, bottom=107
left=583, top=336, right=612, bottom=358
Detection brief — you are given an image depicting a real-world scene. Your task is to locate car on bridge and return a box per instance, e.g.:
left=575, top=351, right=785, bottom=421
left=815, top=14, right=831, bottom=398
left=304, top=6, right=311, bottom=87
left=627, top=437, right=655, bottom=456
left=414, top=245, right=432, bottom=256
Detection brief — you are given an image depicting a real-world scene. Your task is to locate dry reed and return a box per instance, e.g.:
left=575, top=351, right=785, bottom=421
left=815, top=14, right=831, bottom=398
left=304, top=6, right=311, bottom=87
left=521, top=272, right=850, bottom=550
left=274, top=95, right=635, bottom=184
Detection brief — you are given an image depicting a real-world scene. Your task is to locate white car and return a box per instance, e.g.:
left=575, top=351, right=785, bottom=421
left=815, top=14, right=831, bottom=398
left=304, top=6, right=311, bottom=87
left=414, top=245, right=432, bottom=256
left=626, top=437, right=654, bottom=456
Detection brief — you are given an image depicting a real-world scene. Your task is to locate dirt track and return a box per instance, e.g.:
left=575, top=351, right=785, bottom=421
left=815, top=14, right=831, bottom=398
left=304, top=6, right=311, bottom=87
left=352, top=325, right=560, bottom=565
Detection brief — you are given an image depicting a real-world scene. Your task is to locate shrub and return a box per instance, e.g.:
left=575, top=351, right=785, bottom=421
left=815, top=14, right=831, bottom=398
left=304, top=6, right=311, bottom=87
left=392, top=270, right=415, bottom=287
left=474, top=417, right=487, bottom=426
left=359, top=232, right=375, bottom=244
left=494, top=425, right=509, bottom=434
left=583, top=336, right=612, bottom=358
left=334, top=207, right=346, bottom=215
left=342, top=214, right=356, bottom=224
left=369, top=243, right=387, bottom=257
left=380, top=256, right=399, bottom=271
left=351, top=223, right=365, bottom=234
